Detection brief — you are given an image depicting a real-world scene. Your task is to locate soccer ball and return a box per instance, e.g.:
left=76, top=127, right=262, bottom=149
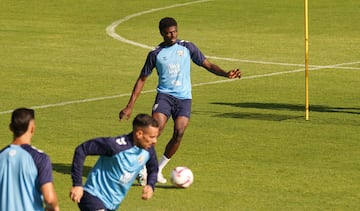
left=170, top=166, right=194, bottom=188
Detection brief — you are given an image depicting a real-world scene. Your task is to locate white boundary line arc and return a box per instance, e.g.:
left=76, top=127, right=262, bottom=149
left=105, top=0, right=211, bottom=50
left=106, top=1, right=360, bottom=70
left=106, top=0, right=307, bottom=68
left=1, top=1, right=359, bottom=115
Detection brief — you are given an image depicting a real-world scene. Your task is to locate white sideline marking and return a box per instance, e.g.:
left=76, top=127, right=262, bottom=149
left=1, top=1, right=359, bottom=115
left=1, top=60, right=358, bottom=115
left=192, top=61, right=360, bottom=86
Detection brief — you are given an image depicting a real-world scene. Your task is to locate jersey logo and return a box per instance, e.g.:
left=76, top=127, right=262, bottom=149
left=138, top=155, right=145, bottom=164
left=116, top=137, right=127, bottom=145
left=119, top=171, right=135, bottom=184
left=9, top=149, right=17, bottom=156
left=177, top=50, right=184, bottom=57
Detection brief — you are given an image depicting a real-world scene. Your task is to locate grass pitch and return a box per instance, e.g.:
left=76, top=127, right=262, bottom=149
left=0, top=0, right=359, bottom=210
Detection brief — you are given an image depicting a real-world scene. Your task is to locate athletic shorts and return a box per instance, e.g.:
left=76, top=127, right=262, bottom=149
left=152, top=93, right=192, bottom=120
left=78, top=191, right=115, bottom=211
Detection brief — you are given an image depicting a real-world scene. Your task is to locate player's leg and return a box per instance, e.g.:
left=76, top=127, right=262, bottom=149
left=157, top=97, right=191, bottom=183
left=137, top=97, right=168, bottom=186
left=152, top=112, right=168, bottom=135
left=151, top=93, right=171, bottom=133
left=164, top=116, right=189, bottom=158
left=152, top=110, right=171, bottom=183
left=157, top=116, right=189, bottom=183
left=147, top=93, right=172, bottom=183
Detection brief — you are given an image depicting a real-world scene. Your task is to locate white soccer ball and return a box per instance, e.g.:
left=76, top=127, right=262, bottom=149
left=170, top=166, right=194, bottom=188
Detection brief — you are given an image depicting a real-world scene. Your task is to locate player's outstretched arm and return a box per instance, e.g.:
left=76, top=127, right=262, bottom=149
left=202, top=59, right=242, bottom=79
left=119, top=76, right=147, bottom=121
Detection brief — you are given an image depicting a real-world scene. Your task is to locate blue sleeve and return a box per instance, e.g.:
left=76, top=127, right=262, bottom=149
left=146, top=146, right=158, bottom=190
left=23, top=145, right=53, bottom=187
left=140, top=47, right=161, bottom=77
left=71, top=135, right=131, bottom=186
left=182, top=41, right=206, bottom=66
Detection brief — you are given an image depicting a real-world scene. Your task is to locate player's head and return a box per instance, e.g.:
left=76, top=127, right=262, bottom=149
left=10, top=108, right=35, bottom=138
left=132, top=114, right=159, bottom=149
left=159, top=17, right=177, bottom=33
left=159, top=17, right=178, bottom=45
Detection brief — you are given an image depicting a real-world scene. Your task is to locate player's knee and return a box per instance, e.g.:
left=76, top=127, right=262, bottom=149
left=173, top=128, right=186, bottom=141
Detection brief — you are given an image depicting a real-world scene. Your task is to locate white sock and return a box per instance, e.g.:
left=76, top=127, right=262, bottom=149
left=158, top=155, right=170, bottom=173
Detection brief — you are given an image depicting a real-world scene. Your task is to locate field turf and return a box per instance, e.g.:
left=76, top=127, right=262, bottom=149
left=0, top=0, right=359, bottom=210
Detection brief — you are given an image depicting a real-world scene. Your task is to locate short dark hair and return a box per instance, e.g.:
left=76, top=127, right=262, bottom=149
left=133, top=114, right=159, bottom=130
left=10, top=108, right=35, bottom=138
left=159, top=17, right=177, bottom=33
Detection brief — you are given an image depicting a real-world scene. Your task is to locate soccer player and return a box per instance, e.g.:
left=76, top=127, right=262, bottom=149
left=119, top=17, right=242, bottom=183
left=70, top=113, right=159, bottom=211
left=0, top=108, right=60, bottom=211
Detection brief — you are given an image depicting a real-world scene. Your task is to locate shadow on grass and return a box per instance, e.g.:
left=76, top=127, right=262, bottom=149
left=213, top=112, right=302, bottom=121
left=53, top=163, right=178, bottom=189
left=207, top=102, right=359, bottom=121
left=52, top=163, right=92, bottom=177
left=213, top=102, right=360, bottom=114
left=132, top=183, right=178, bottom=189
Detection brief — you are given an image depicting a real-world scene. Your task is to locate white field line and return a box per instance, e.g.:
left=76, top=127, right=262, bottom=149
left=192, top=61, right=360, bottom=87
left=105, top=1, right=360, bottom=70
left=207, top=56, right=360, bottom=70
left=1, top=61, right=358, bottom=115
left=1, top=1, right=359, bottom=115
left=105, top=0, right=211, bottom=50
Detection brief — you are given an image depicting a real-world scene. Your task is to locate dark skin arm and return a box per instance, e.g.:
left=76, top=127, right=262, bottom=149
left=119, top=59, right=241, bottom=121
left=119, top=75, right=147, bottom=120
left=202, top=59, right=242, bottom=78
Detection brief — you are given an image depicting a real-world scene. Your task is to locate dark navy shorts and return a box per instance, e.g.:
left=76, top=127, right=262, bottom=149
left=78, top=191, right=115, bottom=211
left=152, top=93, right=192, bottom=120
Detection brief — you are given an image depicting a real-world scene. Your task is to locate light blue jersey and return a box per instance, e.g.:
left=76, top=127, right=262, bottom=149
left=141, top=40, right=206, bottom=99
left=0, top=144, right=53, bottom=211
left=71, top=133, right=158, bottom=210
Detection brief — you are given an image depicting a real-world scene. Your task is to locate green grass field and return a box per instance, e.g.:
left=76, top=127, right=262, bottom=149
left=1, top=0, right=359, bottom=210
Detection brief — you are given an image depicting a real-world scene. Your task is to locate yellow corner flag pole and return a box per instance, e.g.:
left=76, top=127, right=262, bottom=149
left=304, top=0, right=309, bottom=120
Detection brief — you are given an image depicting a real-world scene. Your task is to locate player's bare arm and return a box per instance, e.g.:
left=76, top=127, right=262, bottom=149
left=41, top=183, right=60, bottom=211
left=202, top=59, right=242, bottom=79
left=119, top=76, right=147, bottom=120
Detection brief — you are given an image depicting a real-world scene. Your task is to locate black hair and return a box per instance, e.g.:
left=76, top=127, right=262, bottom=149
left=132, top=113, right=159, bottom=130
left=159, top=17, right=177, bottom=33
left=10, top=108, right=35, bottom=138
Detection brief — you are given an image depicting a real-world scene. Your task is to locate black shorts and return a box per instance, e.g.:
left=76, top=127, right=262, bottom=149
left=78, top=191, right=115, bottom=211
left=152, top=93, right=192, bottom=120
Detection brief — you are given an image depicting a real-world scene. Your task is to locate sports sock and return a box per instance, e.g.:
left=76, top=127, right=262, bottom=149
left=158, top=155, right=170, bottom=172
